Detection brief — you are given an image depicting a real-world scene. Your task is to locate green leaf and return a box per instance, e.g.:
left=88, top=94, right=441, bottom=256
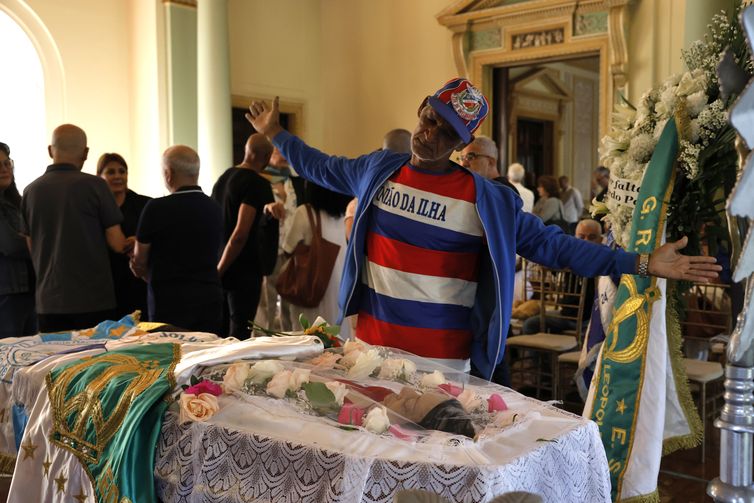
left=190, top=375, right=199, bottom=386
left=299, top=313, right=310, bottom=330
left=337, top=426, right=359, bottom=432
left=302, top=382, right=338, bottom=413
left=323, top=325, right=341, bottom=336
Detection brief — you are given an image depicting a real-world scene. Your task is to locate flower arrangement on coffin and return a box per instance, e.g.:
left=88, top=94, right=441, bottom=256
left=201, top=347, right=514, bottom=442
left=251, top=314, right=343, bottom=348
left=595, top=8, right=749, bottom=257
left=178, top=376, right=223, bottom=423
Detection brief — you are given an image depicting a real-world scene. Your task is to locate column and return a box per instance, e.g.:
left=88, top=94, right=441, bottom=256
left=197, top=0, right=232, bottom=189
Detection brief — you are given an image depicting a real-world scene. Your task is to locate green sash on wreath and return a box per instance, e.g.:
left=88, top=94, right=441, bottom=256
left=588, top=119, right=680, bottom=502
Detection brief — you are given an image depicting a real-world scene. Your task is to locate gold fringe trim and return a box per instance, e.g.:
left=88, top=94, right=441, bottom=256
left=619, top=489, right=661, bottom=503
left=662, top=281, right=704, bottom=455
left=0, top=452, right=16, bottom=475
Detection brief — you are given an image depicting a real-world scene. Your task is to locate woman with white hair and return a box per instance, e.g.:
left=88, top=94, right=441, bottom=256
left=506, top=163, right=534, bottom=212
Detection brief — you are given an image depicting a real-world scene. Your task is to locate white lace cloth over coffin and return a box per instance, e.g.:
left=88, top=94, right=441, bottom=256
left=155, top=390, right=611, bottom=503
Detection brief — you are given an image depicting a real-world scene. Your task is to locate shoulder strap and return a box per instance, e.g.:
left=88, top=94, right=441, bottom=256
left=304, top=204, right=323, bottom=243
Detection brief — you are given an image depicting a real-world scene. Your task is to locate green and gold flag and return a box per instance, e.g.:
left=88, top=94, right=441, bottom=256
left=586, top=119, right=702, bottom=502
left=46, top=343, right=180, bottom=503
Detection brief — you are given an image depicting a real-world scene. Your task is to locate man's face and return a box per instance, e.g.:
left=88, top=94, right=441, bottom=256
left=575, top=223, right=602, bottom=244
left=411, top=105, right=464, bottom=162
left=459, top=144, right=495, bottom=179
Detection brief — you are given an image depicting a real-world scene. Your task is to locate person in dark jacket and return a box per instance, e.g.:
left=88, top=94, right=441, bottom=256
left=97, top=153, right=151, bottom=320
left=0, top=142, right=37, bottom=337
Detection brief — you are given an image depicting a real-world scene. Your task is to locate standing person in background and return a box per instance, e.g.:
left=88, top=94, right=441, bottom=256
left=0, top=142, right=37, bottom=337
left=97, top=153, right=151, bottom=320
left=283, top=181, right=352, bottom=337
left=459, top=136, right=519, bottom=195
left=533, top=175, right=566, bottom=227
left=593, top=166, right=610, bottom=202
left=131, top=145, right=223, bottom=333
left=559, top=175, right=584, bottom=233
left=507, top=163, right=534, bottom=212
left=22, top=124, right=131, bottom=332
left=256, top=147, right=298, bottom=332
left=211, top=134, right=284, bottom=339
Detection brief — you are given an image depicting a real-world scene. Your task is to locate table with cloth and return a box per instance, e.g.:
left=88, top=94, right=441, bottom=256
left=0, top=318, right=611, bottom=503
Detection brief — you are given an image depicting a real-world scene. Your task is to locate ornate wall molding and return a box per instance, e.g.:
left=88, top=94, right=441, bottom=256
left=436, top=0, right=632, bottom=138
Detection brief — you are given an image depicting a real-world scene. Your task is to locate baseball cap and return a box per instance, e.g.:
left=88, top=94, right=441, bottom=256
left=426, top=78, right=489, bottom=144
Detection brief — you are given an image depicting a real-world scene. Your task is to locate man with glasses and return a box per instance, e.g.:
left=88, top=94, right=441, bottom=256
left=459, top=136, right=519, bottom=195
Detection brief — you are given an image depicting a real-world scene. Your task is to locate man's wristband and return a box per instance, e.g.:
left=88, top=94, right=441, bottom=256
left=638, top=253, right=650, bottom=277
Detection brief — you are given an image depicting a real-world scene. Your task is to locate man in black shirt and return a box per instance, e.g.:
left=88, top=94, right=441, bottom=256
left=131, top=145, right=223, bottom=333
left=212, top=134, right=283, bottom=339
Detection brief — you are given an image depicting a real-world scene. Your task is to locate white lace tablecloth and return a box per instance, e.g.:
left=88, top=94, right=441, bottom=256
left=154, top=392, right=611, bottom=503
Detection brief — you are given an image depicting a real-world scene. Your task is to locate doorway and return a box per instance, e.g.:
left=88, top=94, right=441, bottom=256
left=516, top=118, right=554, bottom=179
left=492, top=55, right=600, bottom=206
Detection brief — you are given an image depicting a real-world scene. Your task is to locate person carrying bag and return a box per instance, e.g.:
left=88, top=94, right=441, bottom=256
left=276, top=204, right=340, bottom=308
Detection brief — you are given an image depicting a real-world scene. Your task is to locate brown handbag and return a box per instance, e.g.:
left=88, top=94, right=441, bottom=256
left=276, top=204, right=341, bottom=307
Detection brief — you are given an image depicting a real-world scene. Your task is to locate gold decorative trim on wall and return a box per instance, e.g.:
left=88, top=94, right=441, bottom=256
left=162, top=0, right=197, bottom=8
left=436, top=0, right=633, bottom=139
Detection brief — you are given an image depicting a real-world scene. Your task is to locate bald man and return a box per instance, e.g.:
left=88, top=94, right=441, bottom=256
left=460, top=137, right=520, bottom=195
left=521, top=218, right=603, bottom=335
left=131, top=146, right=224, bottom=333
left=382, top=129, right=412, bottom=154
left=21, top=124, right=131, bottom=332
left=211, top=134, right=283, bottom=339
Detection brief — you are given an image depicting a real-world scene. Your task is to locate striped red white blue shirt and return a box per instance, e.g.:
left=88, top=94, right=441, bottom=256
left=356, top=164, right=483, bottom=363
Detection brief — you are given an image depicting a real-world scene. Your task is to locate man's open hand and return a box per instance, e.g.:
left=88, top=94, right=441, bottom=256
left=648, top=236, right=722, bottom=282
left=246, top=97, right=284, bottom=139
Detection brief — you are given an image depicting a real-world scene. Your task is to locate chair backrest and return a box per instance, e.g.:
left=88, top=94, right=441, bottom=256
left=523, top=260, right=589, bottom=343
left=680, top=282, right=732, bottom=361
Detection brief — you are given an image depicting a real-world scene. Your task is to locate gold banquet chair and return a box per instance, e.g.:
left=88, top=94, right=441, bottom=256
left=505, top=262, right=588, bottom=401
left=680, top=282, right=732, bottom=462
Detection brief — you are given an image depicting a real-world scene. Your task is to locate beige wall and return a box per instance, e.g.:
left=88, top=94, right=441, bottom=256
left=3, top=0, right=742, bottom=194
left=228, top=0, right=455, bottom=158
left=13, top=0, right=135, bottom=178
left=319, top=0, right=457, bottom=157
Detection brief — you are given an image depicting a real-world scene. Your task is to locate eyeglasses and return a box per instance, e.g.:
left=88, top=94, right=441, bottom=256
left=458, top=152, right=494, bottom=163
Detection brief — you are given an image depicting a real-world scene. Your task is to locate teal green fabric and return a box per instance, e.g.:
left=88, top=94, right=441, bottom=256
left=46, top=343, right=180, bottom=503
left=588, top=119, right=678, bottom=501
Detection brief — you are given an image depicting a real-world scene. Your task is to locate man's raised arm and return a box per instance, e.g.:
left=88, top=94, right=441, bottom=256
left=245, top=97, right=402, bottom=198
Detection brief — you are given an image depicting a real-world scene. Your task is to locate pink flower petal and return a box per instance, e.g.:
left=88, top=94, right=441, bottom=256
left=389, top=425, right=417, bottom=442
left=487, top=393, right=508, bottom=412
left=337, top=403, right=364, bottom=426
left=186, top=380, right=223, bottom=397
left=438, top=383, right=463, bottom=397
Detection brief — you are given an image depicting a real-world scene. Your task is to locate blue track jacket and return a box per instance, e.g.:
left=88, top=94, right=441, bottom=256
left=272, top=130, right=638, bottom=378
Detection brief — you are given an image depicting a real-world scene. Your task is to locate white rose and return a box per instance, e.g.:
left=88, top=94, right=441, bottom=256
left=248, top=360, right=284, bottom=384
left=343, top=340, right=366, bottom=355
left=222, top=362, right=250, bottom=393
left=340, top=349, right=362, bottom=369
left=457, top=389, right=485, bottom=413
left=364, top=406, right=390, bottom=434
left=686, top=90, right=708, bottom=118
left=307, top=352, right=341, bottom=369
left=266, top=370, right=293, bottom=398
left=347, top=349, right=383, bottom=379
left=378, top=358, right=417, bottom=380
left=420, top=370, right=446, bottom=389
left=179, top=393, right=220, bottom=423
left=325, top=381, right=348, bottom=405
left=290, top=368, right=310, bottom=389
